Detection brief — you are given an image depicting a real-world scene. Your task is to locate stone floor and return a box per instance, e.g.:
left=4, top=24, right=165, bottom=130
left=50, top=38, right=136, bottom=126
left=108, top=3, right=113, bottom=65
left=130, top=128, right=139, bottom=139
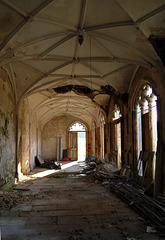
left=0, top=161, right=164, bottom=240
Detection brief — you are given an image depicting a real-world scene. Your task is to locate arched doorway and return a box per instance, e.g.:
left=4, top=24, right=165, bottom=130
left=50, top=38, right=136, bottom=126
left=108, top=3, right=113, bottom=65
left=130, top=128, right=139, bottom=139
left=68, top=122, right=87, bottom=161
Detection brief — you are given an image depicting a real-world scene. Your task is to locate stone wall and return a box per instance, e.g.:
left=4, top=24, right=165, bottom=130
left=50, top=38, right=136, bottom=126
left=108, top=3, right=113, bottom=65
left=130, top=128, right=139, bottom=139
left=18, top=99, right=38, bottom=175
left=30, top=113, right=38, bottom=170
left=42, top=115, right=89, bottom=160
left=18, top=99, right=30, bottom=175
left=0, top=68, right=16, bottom=186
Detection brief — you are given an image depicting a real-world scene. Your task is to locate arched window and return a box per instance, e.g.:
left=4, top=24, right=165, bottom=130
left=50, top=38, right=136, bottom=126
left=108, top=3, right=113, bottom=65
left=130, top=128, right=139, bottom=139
left=69, top=122, right=87, bottom=132
left=113, top=104, right=121, bottom=120
left=135, top=84, right=158, bottom=177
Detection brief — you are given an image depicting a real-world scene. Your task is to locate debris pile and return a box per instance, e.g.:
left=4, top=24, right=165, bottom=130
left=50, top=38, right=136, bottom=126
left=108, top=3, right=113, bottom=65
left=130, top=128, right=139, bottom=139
left=0, top=190, right=53, bottom=210
left=89, top=161, right=165, bottom=231
left=107, top=179, right=165, bottom=231
left=35, top=155, right=61, bottom=169
left=0, top=191, right=23, bottom=209
left=80, top=157, right=165, bottom=231
left=68, top=229, right=105, bottom=240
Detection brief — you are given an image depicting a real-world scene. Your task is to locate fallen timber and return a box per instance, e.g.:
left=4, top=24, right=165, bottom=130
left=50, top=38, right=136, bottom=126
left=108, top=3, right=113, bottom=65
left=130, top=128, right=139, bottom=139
left=94, top=171, right=165, bottom=231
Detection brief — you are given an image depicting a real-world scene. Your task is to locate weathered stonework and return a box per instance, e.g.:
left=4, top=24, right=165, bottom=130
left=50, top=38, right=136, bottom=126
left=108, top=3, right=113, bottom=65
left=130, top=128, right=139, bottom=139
left=17, top=99, right=38, bottom=175
left=42, top=115, right=89, bottom=160
left=0, top=68, right=16, bottom=186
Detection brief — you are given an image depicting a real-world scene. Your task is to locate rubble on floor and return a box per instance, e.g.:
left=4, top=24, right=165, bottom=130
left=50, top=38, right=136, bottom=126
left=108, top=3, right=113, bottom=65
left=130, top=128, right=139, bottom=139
left=0, top=164, right=164, bottom=240
left=35, top=155, right=61, bottom=169
left=83, top=159, right=165, bottom=232
left=0, top=189, right=53, bottom=211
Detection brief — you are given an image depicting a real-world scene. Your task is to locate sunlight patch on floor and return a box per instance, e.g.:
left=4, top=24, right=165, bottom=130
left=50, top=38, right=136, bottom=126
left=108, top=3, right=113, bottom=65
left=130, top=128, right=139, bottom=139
left=17, top=160, right=81, bottom=182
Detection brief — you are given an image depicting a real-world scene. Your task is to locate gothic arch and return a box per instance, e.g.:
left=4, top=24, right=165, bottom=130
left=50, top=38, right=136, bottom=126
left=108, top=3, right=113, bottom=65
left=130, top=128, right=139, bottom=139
left=67, top=121, right=88, bottom=132
left=131, top=78, right=158, bottom=112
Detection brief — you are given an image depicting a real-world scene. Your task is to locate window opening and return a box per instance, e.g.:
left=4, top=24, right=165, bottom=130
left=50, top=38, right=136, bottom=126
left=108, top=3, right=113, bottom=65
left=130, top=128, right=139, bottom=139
left=136, top=104, right=143, bottom=176
left=69, top=122, right=86, bottom=131
left=135, top=84, right=158, bottom=178
left=113, top=104, right=122, bottom=121
left=78, top=132, right=86, bottom=161
left=143, top=99, right=148, bottom=112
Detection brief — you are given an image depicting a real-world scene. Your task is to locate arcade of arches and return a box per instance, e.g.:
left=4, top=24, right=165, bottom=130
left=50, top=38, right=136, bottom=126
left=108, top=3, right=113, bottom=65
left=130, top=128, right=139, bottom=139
left=0, top=0, right=165, bottom=200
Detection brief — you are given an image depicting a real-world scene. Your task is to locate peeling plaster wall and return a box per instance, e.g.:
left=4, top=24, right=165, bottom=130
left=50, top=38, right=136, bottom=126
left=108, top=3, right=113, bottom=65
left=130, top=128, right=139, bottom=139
left=18, top=99, right=38, bottom=175
left=42, top=115, right=88, bottom=160
left=38, top=124, right=42, bottom=157
left=30, top=113, right=38, bottom=170
left=0, top=68, right=16, bottom=186
left=18, top=99, right=30, bottom=175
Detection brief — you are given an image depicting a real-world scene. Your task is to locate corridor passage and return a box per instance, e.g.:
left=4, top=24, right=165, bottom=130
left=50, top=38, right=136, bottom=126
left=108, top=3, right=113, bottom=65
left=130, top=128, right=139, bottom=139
left=0, top=164, right=162, bottom=240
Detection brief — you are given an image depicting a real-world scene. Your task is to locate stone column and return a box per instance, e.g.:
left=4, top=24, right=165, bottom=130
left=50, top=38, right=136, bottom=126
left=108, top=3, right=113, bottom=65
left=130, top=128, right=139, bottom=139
left=134, top=103, right=138, bottom=168
left=154, top=97, right=163, bottom=198
left=56, top=137, right=60, bottom=161
left=148, top=94, right=155, bottom=151
left=29, top=123, right=32, bottom=169
left=139, top=98, right=145, bottom=115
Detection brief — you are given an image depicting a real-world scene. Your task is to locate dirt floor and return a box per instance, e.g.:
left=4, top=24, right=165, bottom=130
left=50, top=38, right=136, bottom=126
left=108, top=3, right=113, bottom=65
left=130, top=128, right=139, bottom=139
left=0, top=161, right=165, bottom=240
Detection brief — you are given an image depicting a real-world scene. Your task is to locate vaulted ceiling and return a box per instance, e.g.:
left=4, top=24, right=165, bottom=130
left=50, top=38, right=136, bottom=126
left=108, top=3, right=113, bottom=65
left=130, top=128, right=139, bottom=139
left=0, top=0, right=165, bottom=125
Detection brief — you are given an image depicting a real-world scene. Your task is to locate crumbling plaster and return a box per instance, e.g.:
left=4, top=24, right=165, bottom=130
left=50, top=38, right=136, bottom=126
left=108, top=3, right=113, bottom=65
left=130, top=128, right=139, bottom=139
left=17, top=98, right=38, bottom=175
left=0, top=68, right=16, bottom=185
left=29, top=113, right=38, bottom=170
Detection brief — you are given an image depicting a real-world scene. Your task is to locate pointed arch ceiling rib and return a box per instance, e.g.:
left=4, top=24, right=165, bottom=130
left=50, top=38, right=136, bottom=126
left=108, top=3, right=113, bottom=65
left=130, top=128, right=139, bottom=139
left=0, top=0, right=164, bottom=125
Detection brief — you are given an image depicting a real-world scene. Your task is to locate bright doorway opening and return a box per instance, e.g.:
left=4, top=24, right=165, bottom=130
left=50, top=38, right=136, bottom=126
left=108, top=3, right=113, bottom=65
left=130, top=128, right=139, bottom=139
left=68, top=122, right=87, bottom=161
left=78, top=132, right=86, bottom=161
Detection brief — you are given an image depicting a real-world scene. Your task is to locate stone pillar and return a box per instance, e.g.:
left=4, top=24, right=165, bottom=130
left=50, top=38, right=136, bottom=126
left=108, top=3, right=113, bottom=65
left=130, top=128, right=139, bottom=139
left=134, top=103, right=138, bottom=162
left=56, top=137, right=60, bottom=161
left=92, top=128, right=95, bottom=157
left=154, top=97, right=163, bottom=198
left=148, top=94, right=155, bottom=151
left=139, top=99, right=145, bottom=115
left=60, top=137, right=63, bottom=160
left=21, top=123, right=30, bottom=174
left=139, top=98, right=146, bottom=152
left=132, top=105, right=138, bottom=170
left=29, top=123, right=32, bottom=169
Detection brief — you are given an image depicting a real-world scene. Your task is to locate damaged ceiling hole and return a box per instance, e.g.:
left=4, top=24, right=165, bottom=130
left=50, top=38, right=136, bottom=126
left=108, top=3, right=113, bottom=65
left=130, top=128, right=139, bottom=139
left=53, top=85, right=116, bottom=96
left=53, top=85, right=94, bottom=94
